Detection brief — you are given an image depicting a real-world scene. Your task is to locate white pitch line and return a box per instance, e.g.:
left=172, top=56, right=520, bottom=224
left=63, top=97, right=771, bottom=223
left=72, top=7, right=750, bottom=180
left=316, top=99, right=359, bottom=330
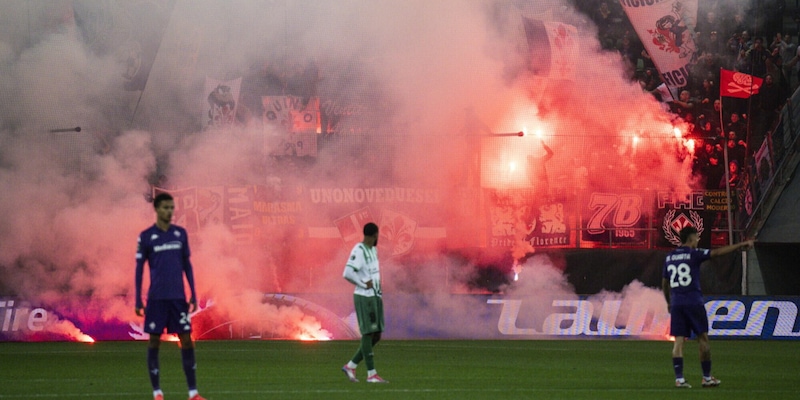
left=0, top=387, right=796, bottom=398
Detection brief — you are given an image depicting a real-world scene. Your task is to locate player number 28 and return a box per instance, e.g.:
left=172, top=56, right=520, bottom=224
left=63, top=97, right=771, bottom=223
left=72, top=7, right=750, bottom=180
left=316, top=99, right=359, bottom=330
left=667, top=263, right=692, bottom=288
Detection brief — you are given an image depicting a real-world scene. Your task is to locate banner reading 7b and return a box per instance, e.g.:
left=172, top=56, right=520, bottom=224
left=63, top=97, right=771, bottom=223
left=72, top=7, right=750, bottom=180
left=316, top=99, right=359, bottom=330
left=581, top=192, right=648, bottom=245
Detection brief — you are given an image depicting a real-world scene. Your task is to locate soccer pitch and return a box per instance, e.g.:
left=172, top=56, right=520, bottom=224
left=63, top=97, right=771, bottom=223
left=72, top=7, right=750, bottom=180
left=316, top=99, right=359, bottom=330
left=1, top=340, right=798, bottom=399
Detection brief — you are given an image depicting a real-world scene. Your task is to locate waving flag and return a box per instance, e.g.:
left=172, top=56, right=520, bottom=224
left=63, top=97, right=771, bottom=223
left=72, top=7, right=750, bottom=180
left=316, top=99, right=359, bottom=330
left=523, top=18, right=578, bottom=81
left=620, top=0, right=698, bottom=93
left=720, top=69, right=763, bottom=99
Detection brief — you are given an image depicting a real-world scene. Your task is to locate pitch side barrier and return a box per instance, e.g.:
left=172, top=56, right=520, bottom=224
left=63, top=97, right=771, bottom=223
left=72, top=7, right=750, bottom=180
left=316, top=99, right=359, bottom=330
left=463, top=295, right=800, bottom=340
left=2, top=295, right=799, bottom=341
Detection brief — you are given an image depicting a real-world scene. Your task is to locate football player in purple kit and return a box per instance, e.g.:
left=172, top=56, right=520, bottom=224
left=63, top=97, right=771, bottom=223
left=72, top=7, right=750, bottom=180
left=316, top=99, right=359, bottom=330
left=136, top=193, right=206, bottom=400
left=662, top=226, right=754, bottom=389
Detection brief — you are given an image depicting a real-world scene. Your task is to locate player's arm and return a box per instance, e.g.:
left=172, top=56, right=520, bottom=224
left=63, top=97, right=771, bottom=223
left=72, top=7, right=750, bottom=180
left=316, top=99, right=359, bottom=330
left=343, top=265, right=370, bottom=289
left=135, top=235, right=147, bottom=316
left=709, top=239, right=755, bottom=258
left=343, top=250, right=370, bottom=289
left=182, top=230, right=198, bottom=312
left=661, top=278, right=671, bottom=312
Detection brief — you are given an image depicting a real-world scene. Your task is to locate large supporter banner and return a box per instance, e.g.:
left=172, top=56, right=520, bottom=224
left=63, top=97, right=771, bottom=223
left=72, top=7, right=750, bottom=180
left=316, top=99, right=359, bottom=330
left=655, top=190, right=730, bottom=248
left=620, top=0, right=698, bottom=95
left=262, top=95, right=320, bottom=157
left=3, top=295, right=799, bottom=341
left=154, top=185, right=448, bottom=257
left=153, top=185, right=304, bottom=245
left=304, top=187, right=447, bottom=257
left=581, top=192, right=648, bottom=245
left=485, top=189, right=571, bottom=249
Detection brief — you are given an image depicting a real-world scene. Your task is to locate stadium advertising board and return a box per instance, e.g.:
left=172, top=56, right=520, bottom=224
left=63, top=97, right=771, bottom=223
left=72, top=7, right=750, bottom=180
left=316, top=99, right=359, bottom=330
left=2, top=296, right=799, bottom=342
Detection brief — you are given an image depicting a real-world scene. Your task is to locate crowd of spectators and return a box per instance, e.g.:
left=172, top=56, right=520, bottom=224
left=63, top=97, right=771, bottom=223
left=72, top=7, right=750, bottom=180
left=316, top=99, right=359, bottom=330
left=579, top=0, right=796, bottom=191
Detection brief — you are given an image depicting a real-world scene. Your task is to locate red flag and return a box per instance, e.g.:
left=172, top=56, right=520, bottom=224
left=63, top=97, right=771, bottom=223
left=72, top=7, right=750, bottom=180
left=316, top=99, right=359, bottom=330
left=720, top=69, right=763, bottom=98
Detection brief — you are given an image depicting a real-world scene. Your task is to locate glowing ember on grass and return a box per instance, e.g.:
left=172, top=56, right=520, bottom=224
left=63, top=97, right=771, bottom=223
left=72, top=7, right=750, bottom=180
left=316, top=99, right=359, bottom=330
left=77, top=334, right=95, bottom=343
left=297, top=333, right=332, bottom=341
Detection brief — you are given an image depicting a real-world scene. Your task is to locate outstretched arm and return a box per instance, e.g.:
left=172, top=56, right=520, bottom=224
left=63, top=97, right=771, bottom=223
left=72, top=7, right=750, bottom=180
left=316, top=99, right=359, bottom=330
left=710, top=240, right=755, bottom=258
left=541, top=140, right=554, bottom=162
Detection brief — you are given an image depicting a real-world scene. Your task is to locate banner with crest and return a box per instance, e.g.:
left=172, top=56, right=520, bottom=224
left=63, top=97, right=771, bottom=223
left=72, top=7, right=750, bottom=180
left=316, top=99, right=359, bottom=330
left=656, top=191, right=714, bottom=248
left=203, top=77, right=242, bottom=128
left=485, top=189, right=571, bottom=251
left=621, top=0, right=698, bottom=94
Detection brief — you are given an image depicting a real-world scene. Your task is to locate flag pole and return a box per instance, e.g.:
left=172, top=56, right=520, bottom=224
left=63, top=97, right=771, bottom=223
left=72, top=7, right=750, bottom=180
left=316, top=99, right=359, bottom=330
left=719, top=68, right=734, bottom=246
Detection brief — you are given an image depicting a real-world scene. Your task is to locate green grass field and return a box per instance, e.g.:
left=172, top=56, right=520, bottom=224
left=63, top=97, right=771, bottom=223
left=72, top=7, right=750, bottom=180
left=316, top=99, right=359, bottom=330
left=1, top=340, right=798, bottom=400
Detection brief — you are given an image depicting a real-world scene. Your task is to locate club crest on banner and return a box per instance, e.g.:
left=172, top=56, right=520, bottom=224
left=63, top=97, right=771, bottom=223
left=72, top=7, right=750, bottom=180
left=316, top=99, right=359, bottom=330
left=648, top=2, right=695, bottom=58
left=662, top=209, right=704, bottom=246
left=379, top=209, right=417, bottom=257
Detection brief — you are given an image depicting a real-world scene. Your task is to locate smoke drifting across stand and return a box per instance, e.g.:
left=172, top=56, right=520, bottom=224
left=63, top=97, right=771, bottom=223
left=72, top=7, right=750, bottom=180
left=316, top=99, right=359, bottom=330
left=0, top=0, right=690, bottom=340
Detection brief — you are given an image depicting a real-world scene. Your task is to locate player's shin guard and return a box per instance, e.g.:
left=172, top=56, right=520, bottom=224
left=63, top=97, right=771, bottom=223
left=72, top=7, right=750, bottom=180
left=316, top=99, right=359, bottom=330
left=182, top=348, right=198, bottom=390
left=672, top=357, right=684, bottom=380
left=361, top=334, right=375, bottom=370
left=148, top=347, right=161, bottom=390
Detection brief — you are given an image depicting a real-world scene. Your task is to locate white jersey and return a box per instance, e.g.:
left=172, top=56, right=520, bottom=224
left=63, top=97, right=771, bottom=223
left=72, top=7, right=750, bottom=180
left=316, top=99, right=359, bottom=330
left=343, top=242, right=381, bottom=297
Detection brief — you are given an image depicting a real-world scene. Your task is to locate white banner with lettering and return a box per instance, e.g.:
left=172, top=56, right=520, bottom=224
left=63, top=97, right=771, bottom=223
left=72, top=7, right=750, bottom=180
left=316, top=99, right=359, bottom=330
left=620, top=0, right=698, bottom=93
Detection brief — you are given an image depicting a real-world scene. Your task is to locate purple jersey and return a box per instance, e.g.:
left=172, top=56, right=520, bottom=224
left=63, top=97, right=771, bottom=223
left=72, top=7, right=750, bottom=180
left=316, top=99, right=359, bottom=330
left=663, top=246, right=710, bottom=306
left=135, top=224, right=196, bottom=308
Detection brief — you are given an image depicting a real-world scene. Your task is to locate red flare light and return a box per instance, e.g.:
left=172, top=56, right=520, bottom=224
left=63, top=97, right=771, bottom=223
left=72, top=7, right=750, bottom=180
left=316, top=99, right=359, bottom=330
left=78, top=334, right=95, bottom=343
left=686, top=139, right=695, bottom=152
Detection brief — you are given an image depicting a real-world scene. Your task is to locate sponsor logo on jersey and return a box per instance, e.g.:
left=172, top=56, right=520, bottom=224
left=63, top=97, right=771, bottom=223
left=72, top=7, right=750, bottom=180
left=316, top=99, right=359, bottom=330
left=153, top=241, right=182, bottom=252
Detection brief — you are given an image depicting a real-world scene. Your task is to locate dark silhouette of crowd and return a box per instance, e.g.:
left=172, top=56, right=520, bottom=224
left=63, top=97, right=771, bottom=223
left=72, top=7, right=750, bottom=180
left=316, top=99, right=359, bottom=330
left=578, top=0, right=795, bottom=192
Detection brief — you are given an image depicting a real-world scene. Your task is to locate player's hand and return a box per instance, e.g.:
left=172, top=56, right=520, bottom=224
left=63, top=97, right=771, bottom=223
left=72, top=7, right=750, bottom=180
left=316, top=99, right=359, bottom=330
left=189, top=299, right=198, bottom=313
left=741, top=239, right=755, bottom=250
left=365, top=280, right=374, bottom=289
left=135, top=307, right=144, bottom=317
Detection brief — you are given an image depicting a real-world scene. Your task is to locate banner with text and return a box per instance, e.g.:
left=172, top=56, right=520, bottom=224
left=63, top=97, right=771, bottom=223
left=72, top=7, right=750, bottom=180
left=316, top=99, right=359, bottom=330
left=262, top=95, right=320, bottom=157
left=4, top=295, right=799, bottom=341
left=620, top=0, right=698, bottom=95
left=485, top=189, right=571, bottom=250
left=581, top=192, right=648, bottom=245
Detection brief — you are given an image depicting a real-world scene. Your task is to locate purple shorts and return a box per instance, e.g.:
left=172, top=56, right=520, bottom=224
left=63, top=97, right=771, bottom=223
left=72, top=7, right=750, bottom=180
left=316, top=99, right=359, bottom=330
left=670, top=304, right=709, bottom=338
left=144, top=299, right=192, bottom=334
